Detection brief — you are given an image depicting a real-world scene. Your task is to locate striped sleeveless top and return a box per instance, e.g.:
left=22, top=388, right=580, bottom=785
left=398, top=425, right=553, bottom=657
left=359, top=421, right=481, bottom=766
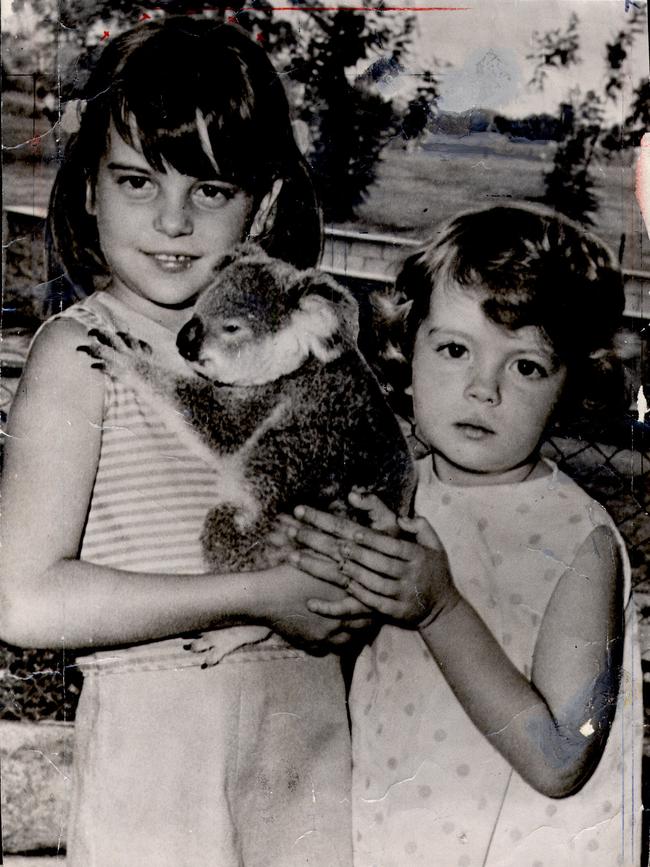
left=57, top=292, right=219, bottom=575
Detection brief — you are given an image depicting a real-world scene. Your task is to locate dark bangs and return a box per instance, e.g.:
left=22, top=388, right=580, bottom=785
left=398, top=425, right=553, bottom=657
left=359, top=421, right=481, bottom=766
left=406, top=206, right=624, bottom=364
left=96, top=21, right=292, bottom=195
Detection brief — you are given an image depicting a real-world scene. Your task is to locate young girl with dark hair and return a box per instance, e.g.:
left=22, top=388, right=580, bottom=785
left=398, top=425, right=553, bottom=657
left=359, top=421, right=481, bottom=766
left=289, top=205, right=642, bottom=866
left=46, top=16, right=322, bottom=304
left=0, top=18, right=362, bottom=866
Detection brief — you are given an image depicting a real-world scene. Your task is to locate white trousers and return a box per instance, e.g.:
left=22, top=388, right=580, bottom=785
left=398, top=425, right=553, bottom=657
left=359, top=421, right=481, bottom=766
left=66, top=635, right=352, bottom=867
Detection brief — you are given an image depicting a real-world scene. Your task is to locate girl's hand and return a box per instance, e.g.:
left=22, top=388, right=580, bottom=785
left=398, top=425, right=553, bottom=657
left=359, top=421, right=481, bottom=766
left=287, top=497, right=460, bottom=628
left=274, top=490, right=400, bottom=546
left=259, top=564, right=373, bottom=651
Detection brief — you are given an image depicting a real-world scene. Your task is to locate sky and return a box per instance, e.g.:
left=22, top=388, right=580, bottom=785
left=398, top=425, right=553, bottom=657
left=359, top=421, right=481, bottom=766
left=408, top=0, right=649, bottom=116
left=351, top=0, right=648, bottom=118
left=2, top=0, right=648, bottom=118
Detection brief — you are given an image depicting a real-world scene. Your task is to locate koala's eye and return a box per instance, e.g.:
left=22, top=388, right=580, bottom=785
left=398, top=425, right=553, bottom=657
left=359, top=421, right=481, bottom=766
left=222, top=322, right=242, bottom=334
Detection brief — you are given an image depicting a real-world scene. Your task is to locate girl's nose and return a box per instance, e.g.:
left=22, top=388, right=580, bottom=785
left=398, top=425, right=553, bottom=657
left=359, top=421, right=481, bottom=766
left=465, top=368, right=500, bottom=405
left=153, top=196, right=193, bottom=237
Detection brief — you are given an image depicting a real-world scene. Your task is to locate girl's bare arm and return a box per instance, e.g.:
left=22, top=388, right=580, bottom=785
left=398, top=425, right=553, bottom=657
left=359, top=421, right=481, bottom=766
left=0, top=319, right=355, bottom=650
left=292, top=502, right=623, bottom=798
left=417, top=524, right=622, bottom=797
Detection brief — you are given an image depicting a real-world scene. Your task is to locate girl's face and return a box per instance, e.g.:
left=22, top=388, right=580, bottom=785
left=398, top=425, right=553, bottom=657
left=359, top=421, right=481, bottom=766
left=87, top=126, right=256, bottom=329
left=411, top=284, right=567, bottom=486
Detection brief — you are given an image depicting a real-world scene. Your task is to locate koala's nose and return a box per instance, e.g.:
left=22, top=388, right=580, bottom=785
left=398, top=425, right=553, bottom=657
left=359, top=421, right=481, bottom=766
left=177, top=317, right=204, bottom=361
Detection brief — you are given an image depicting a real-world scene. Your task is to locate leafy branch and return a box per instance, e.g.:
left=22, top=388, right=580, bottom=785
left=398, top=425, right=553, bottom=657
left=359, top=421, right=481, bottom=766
left=531, top=6, right=647, bottom=225
left=527, top=12, right=580, bottom=91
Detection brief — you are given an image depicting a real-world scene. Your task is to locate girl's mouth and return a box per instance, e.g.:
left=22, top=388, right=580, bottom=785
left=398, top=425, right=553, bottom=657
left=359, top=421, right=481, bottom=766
left=455, top=422, right=495, bottom=440
left=146, top=253, right=199, bottom=273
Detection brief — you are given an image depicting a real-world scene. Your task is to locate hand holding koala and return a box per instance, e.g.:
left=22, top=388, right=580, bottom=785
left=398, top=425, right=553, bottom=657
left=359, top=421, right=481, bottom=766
left=80, top=243, right=414, bottom=576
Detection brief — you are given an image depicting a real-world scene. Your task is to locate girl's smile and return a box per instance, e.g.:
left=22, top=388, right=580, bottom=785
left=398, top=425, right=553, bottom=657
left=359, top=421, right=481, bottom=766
left=86, top=126, right=256, bottom=329
left=144, top=253, right=200, bottom=274
left=411, top=284, right=567, bottom=486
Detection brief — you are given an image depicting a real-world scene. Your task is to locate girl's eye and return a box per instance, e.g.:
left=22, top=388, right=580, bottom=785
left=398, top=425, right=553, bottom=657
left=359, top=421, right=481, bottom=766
left=192, top=183, right=236, bottom=210
left=438, top=342, right=468, bottom=360
left=515, top=359, right=547, bottom=379
left=117, top=175, right=155, bottom=197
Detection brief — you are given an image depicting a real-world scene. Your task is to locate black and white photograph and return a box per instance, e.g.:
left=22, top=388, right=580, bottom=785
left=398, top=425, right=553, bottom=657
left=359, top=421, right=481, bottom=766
left=1, top=1, right=649, bottom=864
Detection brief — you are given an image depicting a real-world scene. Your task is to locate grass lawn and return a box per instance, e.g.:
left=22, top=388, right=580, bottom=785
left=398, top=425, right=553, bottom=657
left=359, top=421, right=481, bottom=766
left=346, top=134, right=648, bottom=273
left=350, top=134, right=550, bottom=236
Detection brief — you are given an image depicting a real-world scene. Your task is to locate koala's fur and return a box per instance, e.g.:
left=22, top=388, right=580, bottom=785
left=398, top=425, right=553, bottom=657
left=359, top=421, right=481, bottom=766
left=84, top=243, right=414, bottom=572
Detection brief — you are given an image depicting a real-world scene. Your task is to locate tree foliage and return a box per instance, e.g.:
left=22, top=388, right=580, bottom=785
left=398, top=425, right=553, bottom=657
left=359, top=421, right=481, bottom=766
left=238, top=2, right=421, bottom=221
left=526, top=12, right=581, bottom=92
left=528, top=4, right=647, bottom=225
left=542, top=98, right=601, bottom=224
left=398, top=70, right=440, bottom=145
left=492, top=112, right=565, bottom=142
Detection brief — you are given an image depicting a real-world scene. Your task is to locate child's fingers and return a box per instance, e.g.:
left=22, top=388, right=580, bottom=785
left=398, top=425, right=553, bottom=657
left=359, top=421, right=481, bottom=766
left=296, top=505, right=412, bottom=560
left=291, top=521, right=412, bottom=572
left=342, top=616, right=374, bottom=630
left=344, top=579, right=401, bottom=619
left=294, top=505, right=360, bottom=541
left=289, top=550, right=348, bottom=588
left=339, top=544, right=404, bottom=581
left=306, top=596, right=370, bottom=619
left=266, top=527, right=295, bottom=548
left=325, top=631, right=354, bottom=647
left=276, top=513, right=301, bottom=531
left=350, top=525, right=414, bottom=560
left=398, top=515, right=442, bottom=550
left=289, top=523, right=350, bottom=564
left=297, top=522, right=403, bottom=576
left=340, top=560, right=400, bottom=599
left=326, top=617, right=374, bottom=646
left=348, top=491, right=399, bottom=533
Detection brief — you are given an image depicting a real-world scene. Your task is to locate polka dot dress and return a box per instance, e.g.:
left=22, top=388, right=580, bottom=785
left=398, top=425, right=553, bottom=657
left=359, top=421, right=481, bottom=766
left=351, top=458, right=642, bottom=867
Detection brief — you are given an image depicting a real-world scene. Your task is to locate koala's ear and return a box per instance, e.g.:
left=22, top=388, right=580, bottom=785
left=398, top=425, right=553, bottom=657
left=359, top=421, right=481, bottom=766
left=290, top=271, right=360, bottom=363
left=213, top=242, right=268, bottom=274
left=298, top=272, right=360, bottom=340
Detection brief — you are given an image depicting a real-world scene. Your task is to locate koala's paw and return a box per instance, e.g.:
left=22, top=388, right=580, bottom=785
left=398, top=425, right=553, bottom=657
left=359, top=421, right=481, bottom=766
left=77, top=328, right=152, bottom=376
left=184, top=630, right=225, bottom=668
left=184, top=627, right=274, bottom=668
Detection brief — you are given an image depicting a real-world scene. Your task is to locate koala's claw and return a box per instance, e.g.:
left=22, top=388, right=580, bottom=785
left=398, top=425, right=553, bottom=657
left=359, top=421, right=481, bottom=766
left=116, top=330, right=134, bottom=348
left=85, top=328, right=152, bottom=355
left=87, top=327, right=116, bottom=348
left=76, top=342, right=107, bottom=371
left=116, top=331, right=152, bottom=354
left=78, top=328, right=154, bottom=380
left=185, top=632, right=223, bottom=667
left=76, top=343, right=101, bottom=359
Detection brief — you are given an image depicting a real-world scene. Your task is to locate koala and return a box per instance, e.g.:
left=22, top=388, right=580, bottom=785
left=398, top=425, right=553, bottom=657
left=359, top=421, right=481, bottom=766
left=82, top=243, right=414, bottom=573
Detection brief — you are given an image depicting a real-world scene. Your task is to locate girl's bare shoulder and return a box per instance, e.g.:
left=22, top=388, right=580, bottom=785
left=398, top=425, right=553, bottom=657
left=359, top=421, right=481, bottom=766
left=12, top=316, right=105, bottom=424
left=30, top=313, right=93, bottom=356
